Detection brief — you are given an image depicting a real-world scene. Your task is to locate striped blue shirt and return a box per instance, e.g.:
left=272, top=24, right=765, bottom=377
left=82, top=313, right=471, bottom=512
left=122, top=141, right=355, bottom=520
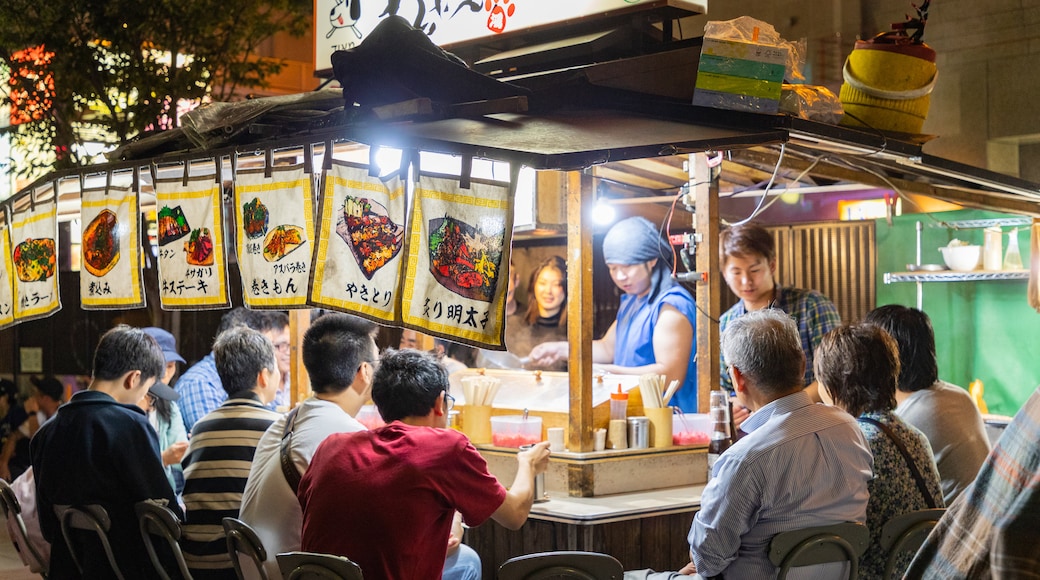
left=689, top=391, right=873, bottom=578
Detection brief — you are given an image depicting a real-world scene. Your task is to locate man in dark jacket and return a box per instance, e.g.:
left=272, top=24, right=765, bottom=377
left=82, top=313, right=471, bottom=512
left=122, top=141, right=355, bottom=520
left=31, top=325, right=178, bottom=579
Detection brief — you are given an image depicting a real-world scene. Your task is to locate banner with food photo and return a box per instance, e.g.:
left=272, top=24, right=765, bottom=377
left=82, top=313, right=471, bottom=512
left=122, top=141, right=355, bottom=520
left=79, top=184, right=145, bottom=309
left=154, top=175, right=230, bottom=310
left=234, top=165, right=315, bottom=308
left=400, top=173, right=514, bottom=349
left=0, top=211, right=18, bottom=330
left=9, top=184, right=61, bottom=323
left=310, top=161, right=406, bottom=323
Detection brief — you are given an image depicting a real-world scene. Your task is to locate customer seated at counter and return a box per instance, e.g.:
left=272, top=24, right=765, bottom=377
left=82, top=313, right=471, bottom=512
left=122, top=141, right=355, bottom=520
left=625, top=309, right=872, bottom=580
left=815, top=323, right=944, bottom=579
left=864, top=305, right=991, bottom=505
left=298, top=348, right=551, bottom=579
left=530, top=217, right=698, bottom=411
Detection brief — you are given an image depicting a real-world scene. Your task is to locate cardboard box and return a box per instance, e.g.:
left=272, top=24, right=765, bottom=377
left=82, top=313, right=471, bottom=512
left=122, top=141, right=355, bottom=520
left=693, top=37, right=788, bottom=114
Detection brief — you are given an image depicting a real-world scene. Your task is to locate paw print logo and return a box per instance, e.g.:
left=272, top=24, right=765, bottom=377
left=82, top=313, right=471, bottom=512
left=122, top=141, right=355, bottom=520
left=484, top=0, right=515, bottom=34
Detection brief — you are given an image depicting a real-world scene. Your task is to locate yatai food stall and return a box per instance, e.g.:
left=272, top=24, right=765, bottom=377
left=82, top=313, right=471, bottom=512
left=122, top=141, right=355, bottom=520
left=5, top=4, right=1040, bottom=573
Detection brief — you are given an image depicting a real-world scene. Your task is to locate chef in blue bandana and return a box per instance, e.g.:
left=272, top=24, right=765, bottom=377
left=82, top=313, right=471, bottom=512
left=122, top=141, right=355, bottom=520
left=530, top=217, right=699, bottom=411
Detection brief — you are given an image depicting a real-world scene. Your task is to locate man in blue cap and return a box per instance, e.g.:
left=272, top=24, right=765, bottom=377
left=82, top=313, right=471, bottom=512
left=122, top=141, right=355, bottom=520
left=530, top=216, right=698, bottom=411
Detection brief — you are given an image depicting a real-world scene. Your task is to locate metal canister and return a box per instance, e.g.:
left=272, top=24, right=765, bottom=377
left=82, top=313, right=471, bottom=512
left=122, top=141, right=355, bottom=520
left=519, top=444, right=549, bottom=502
left=628, top=416, right=650, bottom=449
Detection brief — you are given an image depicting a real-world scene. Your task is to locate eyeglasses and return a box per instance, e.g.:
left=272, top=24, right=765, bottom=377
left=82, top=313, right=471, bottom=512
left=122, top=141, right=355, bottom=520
left=358, top=358, right=380, bottom=374
left=274, top=342, right=291, bottom=353
left=444, top=392, right=455, bottom=411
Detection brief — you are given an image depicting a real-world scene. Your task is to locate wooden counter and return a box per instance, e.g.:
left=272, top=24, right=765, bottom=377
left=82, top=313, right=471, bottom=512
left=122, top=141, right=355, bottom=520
left=465, top=485, right=704, bottom=576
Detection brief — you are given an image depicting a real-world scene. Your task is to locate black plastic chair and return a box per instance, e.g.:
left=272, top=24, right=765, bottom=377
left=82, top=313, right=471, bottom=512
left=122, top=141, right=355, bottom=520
left=879, top=508, right=945, bottom=579
left=55, top=504, right=125, bottom=580
left=277, top=551, right=364, bottom=580
left=768, top=522, right=870, bottom=580
left=497, top=551, right=623, bottom=580
left=0, top=478, right=48, bottom=577
left=222, top=517, right=269, bottom=580
left=135, top=500, right=193, bottom=580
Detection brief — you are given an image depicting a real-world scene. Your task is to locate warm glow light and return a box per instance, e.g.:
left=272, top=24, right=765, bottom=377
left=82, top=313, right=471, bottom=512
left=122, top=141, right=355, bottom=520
left=592, top=201, right=616, bottom=225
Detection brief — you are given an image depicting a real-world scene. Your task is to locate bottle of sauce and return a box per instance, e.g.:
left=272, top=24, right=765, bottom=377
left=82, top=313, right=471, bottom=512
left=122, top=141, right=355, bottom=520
left=608, top=385, right=629, bottom=449
left=707, top=390, right=733, bottom=478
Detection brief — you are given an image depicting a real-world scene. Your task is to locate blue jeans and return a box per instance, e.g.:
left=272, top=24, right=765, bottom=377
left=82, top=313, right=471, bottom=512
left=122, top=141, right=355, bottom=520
left=443, top=543, right=481, bottom=580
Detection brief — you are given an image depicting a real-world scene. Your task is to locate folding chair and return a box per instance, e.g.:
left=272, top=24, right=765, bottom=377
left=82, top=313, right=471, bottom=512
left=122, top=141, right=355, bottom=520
left=0, top=478, right=48, bottom=577
left=879, top=508, right=945, bottom=579
left=55, top=504, right=125, bottom=580
left=277, top=551, right=364, bottom=580
left=768, top=522, right=870, bottom=580
left=222, top=517, right=268, bottom=580
left=498, top=550, right=623, bottom=580
left=135, top=500, right=193, bottom=580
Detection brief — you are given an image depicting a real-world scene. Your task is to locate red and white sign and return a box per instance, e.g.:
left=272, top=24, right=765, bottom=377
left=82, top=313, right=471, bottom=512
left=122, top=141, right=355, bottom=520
left=313, top=0, right=706, bottom=74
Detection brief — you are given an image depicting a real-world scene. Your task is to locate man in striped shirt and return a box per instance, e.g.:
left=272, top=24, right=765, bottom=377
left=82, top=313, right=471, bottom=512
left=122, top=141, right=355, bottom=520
left=181, top=326, right=281, bottom=580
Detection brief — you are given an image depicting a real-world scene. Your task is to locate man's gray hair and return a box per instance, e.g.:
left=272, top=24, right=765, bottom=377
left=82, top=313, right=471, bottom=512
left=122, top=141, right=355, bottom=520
left=214, top=326, right=277, bottom=397
left=721, top=308, right=805, bottom=396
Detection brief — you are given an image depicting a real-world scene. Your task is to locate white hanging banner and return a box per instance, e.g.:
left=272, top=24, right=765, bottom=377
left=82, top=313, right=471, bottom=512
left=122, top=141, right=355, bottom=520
left=310, top=161, right=406, bottom=323
left=154, top=175, right=231, bottom=310
left=10, top=184, right=60, bottom=322
left=400, top=173, right=513, bottom=349
left=80, top=184, right=145, bottom=309
left=0, top=210, right=17, bottom=330
left=234, top=165, right=315, bottom=308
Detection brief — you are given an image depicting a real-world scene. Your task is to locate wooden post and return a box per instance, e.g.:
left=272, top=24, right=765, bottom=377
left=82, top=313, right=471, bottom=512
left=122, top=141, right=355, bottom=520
left=692, top=153, right=720, bottom=414
left=566, top=171, right=595, bottom=453
left=289, top=309, right=311, bottom=407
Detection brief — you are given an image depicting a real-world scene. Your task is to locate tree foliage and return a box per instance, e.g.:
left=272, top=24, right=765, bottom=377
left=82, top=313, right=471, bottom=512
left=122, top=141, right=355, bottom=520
left=0, top=0, right=311, bottom=178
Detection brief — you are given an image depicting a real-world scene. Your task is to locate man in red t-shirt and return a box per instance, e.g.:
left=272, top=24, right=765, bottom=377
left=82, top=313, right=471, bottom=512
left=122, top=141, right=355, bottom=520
left=299, top=348, right=551, bottom=579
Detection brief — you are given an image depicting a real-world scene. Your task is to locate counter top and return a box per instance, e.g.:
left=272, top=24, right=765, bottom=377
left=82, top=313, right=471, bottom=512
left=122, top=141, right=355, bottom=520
left=528, top=484, right=704, bottom=525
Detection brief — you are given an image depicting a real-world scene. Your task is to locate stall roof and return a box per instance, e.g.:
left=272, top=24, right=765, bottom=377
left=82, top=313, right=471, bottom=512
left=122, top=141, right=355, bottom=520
left=11, top=87, right=1040, bottom=219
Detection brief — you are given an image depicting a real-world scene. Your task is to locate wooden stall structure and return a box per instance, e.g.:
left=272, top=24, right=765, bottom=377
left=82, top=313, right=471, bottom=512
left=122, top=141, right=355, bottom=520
left=5, top=40, right=1040, bottom=574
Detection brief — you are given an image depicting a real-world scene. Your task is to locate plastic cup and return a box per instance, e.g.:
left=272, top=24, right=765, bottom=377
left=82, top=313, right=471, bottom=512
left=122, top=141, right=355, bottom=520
left=464, top=405, right=493, bottom=444
left=547, top=427, right=565, bottom=452
left=646, top=407, right=673, bottom=448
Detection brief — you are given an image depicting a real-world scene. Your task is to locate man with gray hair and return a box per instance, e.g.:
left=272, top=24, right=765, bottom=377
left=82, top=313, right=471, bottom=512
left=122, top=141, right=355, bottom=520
left=626, top=309, right=872, bottom=579
left=181, top=326, right=281, bottom=579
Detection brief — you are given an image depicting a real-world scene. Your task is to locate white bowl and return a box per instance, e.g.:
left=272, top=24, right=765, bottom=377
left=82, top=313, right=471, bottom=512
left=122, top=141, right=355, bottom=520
left=938, top=245, right=982, bottom=271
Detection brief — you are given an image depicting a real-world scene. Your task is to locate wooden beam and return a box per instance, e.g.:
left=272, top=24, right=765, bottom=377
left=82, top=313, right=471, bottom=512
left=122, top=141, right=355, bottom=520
left=693, top=153, right=720, bottom=413
left=728, top=148, right=1040, bottom=217
left=289, top=310, right=311, bottom=407
left=567, top=171, right=595, bottom=453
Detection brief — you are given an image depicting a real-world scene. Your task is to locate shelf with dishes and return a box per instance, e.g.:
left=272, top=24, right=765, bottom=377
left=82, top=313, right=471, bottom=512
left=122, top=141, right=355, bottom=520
left=884, top=269, right=1029, bottom=284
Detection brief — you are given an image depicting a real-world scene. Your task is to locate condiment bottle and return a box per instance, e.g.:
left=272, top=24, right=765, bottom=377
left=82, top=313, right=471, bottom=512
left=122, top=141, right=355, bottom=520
left=1004, top=228, right=1023, bottom=270
left=608, top=385, right=629, bottom=449
left=983, top=226, right=1003, bottom=270
left=707, top=390, right=733, bottom=478
left=610, top=385, right=628, bottom=421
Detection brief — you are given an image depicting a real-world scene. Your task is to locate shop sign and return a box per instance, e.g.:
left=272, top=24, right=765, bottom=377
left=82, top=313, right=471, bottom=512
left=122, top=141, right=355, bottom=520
left=234, top=166, right=316, bottom=309
left=80, top=184, right=146, bottom=309
left=310, top=161, right=406, bottom=323
left=314, top=0, right=700, bottom=74
left=154, top=176, right=231, bottom=310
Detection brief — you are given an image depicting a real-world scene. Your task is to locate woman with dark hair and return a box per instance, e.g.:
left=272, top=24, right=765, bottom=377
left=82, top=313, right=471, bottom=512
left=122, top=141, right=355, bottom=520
left=530, top=217, right=697, bottom=411
left=512, top=256, right=569, bottom=368
left=864, top=304, right=991, bottom=505
left=815, top=323, right=944, bottom=579
left=523, top=255, right=568, bottom=329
